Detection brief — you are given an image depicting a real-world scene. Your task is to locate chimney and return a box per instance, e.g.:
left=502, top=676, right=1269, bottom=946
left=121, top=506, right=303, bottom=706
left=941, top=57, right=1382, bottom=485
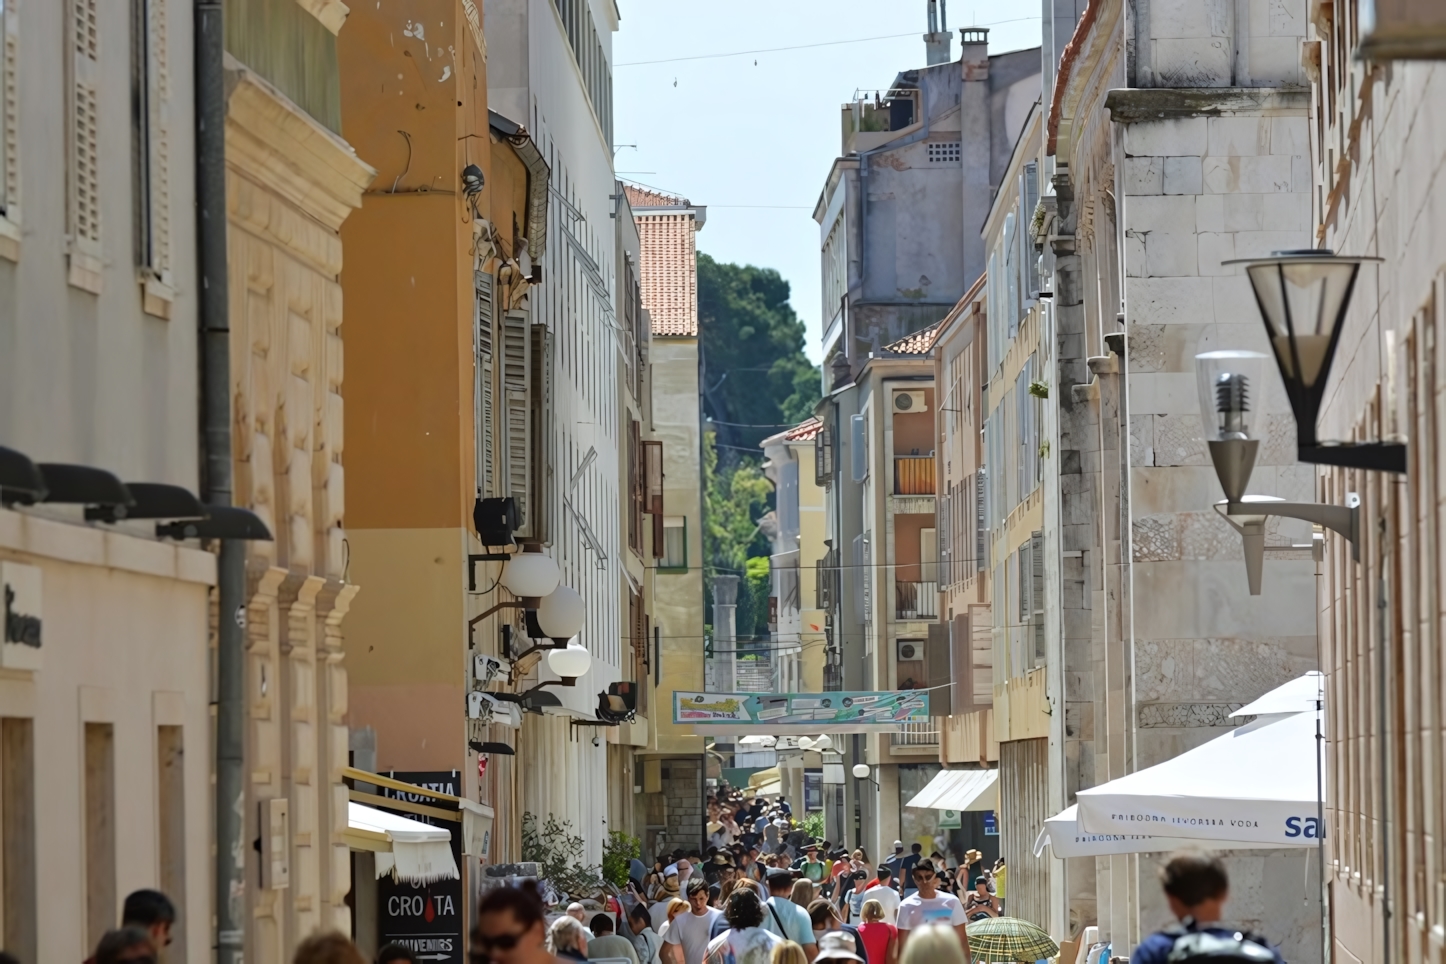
left=924, top=0, right=952, bottom=65
left=960, top=26, right=989, bottom=82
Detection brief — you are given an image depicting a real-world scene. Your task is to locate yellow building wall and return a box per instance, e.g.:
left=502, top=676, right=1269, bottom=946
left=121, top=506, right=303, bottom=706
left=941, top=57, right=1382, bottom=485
left=647, top=336, right=705, bottom=755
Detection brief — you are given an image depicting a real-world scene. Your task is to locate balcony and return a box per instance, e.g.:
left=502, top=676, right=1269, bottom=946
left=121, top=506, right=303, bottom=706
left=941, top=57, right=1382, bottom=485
left=893, top=457, right=935, bottom=495
left=895, top=581, right=938, bottom=620
left=890, top=719, right=939, bottom=750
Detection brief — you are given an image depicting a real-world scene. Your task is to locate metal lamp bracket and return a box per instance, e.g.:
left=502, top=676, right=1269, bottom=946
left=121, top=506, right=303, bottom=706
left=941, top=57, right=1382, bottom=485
left=1215, top=494, right=1360, bottom=595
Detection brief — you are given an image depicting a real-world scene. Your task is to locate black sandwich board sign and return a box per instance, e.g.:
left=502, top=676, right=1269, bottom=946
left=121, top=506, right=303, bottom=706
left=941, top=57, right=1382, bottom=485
left=376, top=770, right=465, bottom=963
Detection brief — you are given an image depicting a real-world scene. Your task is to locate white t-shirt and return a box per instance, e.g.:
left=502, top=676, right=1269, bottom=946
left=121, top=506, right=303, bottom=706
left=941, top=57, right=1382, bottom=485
left=895, top=893, right=967, bottom=931
left=665, top=908, right=724, bottom=964
left=860, top=884, right=901, bottom=924
left=652, top=901, right=677, bottom=934
left=704, top=926, right=781, bottom=964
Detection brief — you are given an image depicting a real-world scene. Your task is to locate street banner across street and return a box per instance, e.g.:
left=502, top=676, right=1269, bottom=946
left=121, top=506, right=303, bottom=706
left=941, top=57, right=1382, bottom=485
left=673, top=690, right=929, bottom=727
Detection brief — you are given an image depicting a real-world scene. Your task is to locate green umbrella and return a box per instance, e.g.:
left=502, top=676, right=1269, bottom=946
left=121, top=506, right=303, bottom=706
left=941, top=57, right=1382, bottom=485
left=966, top=917, right=1060, bottom=963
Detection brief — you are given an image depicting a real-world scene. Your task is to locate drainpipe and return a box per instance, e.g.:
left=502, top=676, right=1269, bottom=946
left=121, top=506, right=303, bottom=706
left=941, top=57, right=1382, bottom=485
left=195, top=2, right=245, bottom=962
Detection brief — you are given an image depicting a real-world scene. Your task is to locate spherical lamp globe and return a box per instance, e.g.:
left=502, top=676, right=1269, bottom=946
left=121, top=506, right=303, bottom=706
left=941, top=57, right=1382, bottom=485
left=851, top=763, right=871, bottom=780
left=547, top=640, right=592, bottom=678
left=536, top=585, right=586, bottom=639
left=499, top=552, right=560, bottom=599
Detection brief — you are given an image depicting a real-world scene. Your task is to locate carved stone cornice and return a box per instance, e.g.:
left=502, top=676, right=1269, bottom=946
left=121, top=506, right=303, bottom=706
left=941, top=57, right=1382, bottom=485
left=222, top=54, right=375, bottom=234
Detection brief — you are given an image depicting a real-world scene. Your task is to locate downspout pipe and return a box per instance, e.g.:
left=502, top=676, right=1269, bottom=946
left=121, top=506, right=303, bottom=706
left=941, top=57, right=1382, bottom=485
left=195, top=3, right=245, bottom=962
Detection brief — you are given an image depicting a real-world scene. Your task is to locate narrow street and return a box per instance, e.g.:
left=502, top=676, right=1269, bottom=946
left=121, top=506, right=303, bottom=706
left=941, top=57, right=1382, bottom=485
left=0, top=1, right=1440, bottom=963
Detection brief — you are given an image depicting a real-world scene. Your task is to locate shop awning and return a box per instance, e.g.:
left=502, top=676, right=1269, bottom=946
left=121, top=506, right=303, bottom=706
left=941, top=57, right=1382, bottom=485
left=1032, top=804, right=1303, bottom=858
left=346, top=802, right=460, bottom=885
left=905, top=768, right=998, bottom=812
left=748, top=766, right=783, bottom=796
left=1073, top=702, right=1322, bottom=847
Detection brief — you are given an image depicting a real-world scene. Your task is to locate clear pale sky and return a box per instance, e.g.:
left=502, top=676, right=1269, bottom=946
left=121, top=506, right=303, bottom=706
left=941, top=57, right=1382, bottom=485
left=612, top=1, right=1043, bottom=364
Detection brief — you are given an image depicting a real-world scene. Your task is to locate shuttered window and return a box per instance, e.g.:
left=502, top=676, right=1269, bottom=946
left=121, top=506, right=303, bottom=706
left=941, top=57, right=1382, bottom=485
left=69, top=0, right=102, bottom=291
left=501, top=310, right=531, bottom=534
left=644, top=439, right=664, bottom=557
left=132, top=0, right=172, bottom=311
left=627, top=420, right=643, bottom=555
left=474, top=272, right=495, bottom=498
left=0, top=0, right=19, bottom=232
left=528, top=323, right=552, bottom=543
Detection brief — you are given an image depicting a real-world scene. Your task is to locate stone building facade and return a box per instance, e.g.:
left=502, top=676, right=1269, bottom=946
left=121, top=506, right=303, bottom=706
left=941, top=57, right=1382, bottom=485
left=1027, top=0, right=1324, bottom=954
left=223, top=4, right=373, bottom=957
left=1303, top=8, right=1446, bottom=964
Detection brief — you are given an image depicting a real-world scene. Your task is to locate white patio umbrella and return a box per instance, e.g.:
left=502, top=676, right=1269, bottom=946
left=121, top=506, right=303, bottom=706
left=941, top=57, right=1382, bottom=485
left=1074, top=709, right=1323, bottom=846
left=1033, top=804, right=1306, bottom=858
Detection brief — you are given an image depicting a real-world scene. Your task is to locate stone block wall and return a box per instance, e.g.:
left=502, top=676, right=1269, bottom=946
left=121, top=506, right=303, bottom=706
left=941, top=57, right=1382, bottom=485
left=662, top=759, right=703, bottom=852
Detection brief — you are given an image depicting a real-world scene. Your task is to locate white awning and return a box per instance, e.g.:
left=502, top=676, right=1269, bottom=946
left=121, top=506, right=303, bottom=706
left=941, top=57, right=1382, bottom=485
left=905, top=768, right=998, bottom=811
left=347, top=802, right=460, bottom=885
left=1230, top=670, right=1323, bottom=720
left=1074, top=709, right=1322, bottom=846
left=1033, top=804, right=1303, bottom=858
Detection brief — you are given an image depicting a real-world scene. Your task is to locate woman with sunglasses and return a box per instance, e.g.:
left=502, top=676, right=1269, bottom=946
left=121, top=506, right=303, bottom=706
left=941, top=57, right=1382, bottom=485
left=473, top=882, right=557, bottom=964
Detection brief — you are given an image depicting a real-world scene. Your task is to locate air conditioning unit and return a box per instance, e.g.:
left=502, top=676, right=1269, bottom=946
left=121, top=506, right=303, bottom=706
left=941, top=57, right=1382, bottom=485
left=894, top=390, right=927, bottom=414
left=897, top=639, right=923, bottom=661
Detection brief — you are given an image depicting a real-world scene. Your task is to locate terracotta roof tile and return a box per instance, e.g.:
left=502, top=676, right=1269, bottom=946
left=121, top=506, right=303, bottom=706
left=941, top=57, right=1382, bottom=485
left=630, top=185, right=699, bottom=337
left=782, top=418, right=822, bottom=442
left=625, top=185, right=689, bottom=208
left=885, top=321, right=943, bottom=355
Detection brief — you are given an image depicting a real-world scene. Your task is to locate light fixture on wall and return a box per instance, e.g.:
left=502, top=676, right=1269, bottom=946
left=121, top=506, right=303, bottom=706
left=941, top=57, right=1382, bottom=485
left=1197, top=349, right=1360, bottom=596
left=536, top=585, right=585, bottom=639
left=851, top=763, right=871, bottom=779
left=1224, top=249, right=1400, bottom=472
left=499, top=548, right=561, bottom=598
left=546, top=640, right=592, bottom=678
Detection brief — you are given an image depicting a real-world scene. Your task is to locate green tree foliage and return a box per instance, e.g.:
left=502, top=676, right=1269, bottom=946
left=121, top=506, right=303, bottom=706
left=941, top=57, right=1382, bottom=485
left=799, top=810, right=825, bottom=841
left=698, top=254, right=821, bottom=453
left=703, top=432, right=772, bottom=575
left=602, top=830, right=642, bottom=889
left=742, top=556, right=771, bottom=638
left=521, top=812, right=606, bottom=898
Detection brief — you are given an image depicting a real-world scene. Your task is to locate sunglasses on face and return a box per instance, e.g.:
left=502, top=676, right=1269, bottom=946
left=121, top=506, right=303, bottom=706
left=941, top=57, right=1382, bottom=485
left=913, top=873, right=935, bottom=882
left=476, top=929, right=528, bottom=951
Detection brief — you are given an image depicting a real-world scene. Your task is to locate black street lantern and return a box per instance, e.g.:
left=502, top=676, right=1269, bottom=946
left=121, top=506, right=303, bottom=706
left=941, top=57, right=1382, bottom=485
left=1226, top=249, right=1401, bottom=473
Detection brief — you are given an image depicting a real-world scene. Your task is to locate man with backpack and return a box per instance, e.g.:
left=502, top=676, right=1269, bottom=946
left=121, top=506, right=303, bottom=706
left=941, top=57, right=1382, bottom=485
left=1131, top=852, right=1283, bottom=964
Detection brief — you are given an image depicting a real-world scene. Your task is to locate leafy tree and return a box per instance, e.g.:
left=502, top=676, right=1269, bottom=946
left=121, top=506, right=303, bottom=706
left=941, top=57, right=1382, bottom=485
left=521, top=812, right=606, bottom=899
left=698, top=254, right=822, bottom=454
left=602, top=830, right=641, bottom=889
left=703, top=432, right=772, bottom=576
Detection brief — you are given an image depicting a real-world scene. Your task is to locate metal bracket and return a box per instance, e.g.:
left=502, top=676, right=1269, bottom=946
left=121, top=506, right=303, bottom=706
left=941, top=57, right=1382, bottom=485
left=467, top=552, right=512, bottom=592
left=1216, top=494, right=1360, bottom=595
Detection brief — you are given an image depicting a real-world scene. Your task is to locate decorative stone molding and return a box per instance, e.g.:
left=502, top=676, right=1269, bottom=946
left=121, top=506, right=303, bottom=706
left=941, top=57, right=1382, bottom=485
left=1104, top=88, right=1312, bottom=124
left=223, top=55, right=374, bottom=232
left=296, top=0, right=349, bottom=35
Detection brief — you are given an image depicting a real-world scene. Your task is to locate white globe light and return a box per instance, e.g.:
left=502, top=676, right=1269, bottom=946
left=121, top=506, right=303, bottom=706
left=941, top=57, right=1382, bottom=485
left=536, top=585, right=586, bottom=638
left=812, top=735, right=833, bottom=751
left=798, top=737, right=815, bottom=750
left=547, top=641, right=592, bottom=678
left=851, top=763, right=871, bottom=779
left=499, top=552, right=561, bottom=598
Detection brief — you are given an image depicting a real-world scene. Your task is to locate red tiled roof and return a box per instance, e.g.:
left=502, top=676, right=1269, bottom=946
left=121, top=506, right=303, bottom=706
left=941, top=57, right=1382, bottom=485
left=885, top=322, right=942, bottom=355
left=629, top=185, right=699, bottom=337
left=625, top=185, right=689, bottom=208
left=782, top=418, right=822, bottom=442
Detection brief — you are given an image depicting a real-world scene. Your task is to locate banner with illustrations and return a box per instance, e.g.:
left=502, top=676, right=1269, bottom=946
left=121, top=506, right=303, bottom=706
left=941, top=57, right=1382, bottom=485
left=673, top=690, right=929, bottom=727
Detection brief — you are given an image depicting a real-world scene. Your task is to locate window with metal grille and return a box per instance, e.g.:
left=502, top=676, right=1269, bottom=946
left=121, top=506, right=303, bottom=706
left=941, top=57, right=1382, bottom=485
left=927, top=140, right=961, bottom=164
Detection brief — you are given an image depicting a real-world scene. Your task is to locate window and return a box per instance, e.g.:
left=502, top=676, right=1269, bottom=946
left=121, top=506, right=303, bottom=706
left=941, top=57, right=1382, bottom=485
left=132, top=0, right=172, bottom=314
left=474, top=272, right=495, bottom=499
left=0, top=0, right=19, bottom=248
left=84, top=722, right=115, bottom=951
left=68, top=0, right=102, bottom=292
left=659, top=517, right=687, bottom=570
left=927, top=140, right=961, bottom=164
left=644, top=439, right=664, bottom=556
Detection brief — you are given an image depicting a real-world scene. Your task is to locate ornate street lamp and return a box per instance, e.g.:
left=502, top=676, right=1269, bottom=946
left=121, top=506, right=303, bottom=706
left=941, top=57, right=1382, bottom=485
left=1225, top=249, right=1400, bottom=472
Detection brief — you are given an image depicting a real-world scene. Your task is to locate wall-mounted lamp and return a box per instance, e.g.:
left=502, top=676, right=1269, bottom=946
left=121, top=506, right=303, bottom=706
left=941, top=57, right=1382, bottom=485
left=1196, top=349, right=1361, bottom=595
left=1225, top=249, right=1399, bottom=472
